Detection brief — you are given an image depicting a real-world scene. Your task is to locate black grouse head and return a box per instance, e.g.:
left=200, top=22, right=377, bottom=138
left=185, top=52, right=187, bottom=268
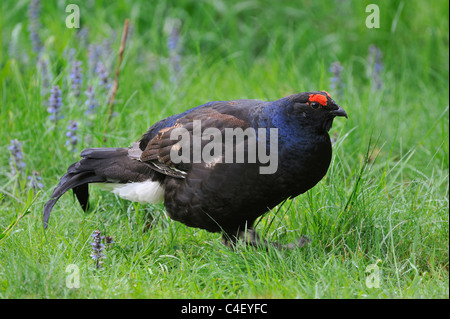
left=286, top=91, right=347, bottom=132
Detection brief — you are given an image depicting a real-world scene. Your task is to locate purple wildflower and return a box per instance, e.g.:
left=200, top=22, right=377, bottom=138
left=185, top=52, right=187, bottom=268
left=65, top=120, right=78, bottom=152
left=102, top=38, right=113, bottom=65
left=76, top=27, right=89, bottom=48
left=329, top=61, right=345, bottom=95
left=88, top=44, right=103, bottom=75
left=47, top=85, right=63, bottom=123
left=27, top=170, right=44, bottom=190
left=165, top=19, right=183, bottom=83
left=70, top=60, right=83, bottom=98
left=8, top=139, right=26, bottom=177
left=38, top=56, right=52, bottom=96
left=64, top=47, right=76, bottom=64
left=85, top=86, right=99, bottom=116
left=167, top=27, right=180, bottom=52
left=368, top=45, right=383, bottom=90
left=95, top=62, right=111, bottom=90
left=27, top=0, right=42, bottom=53
left=91, top=230, right=105, bottom=268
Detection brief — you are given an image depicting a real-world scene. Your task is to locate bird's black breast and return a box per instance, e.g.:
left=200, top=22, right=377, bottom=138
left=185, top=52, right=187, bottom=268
left=279, top=134, right=332, bottom=199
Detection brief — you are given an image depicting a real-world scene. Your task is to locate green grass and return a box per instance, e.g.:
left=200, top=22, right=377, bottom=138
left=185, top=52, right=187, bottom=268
left=0, top=0, right=448, bottom=299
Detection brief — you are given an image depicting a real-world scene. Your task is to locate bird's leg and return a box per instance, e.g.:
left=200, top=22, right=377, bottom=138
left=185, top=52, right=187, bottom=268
left=240, top=229, right=310, bottom=250
left=222, top=228, right=309, bottom=250
left=221, top=233, right=236, bottom=249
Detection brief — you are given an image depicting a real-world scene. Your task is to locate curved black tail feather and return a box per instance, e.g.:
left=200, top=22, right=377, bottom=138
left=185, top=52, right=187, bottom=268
left=43, top=148, right=130, bottom=228
left=43, top=147, right=164, bottom=228
left=43, top=167, right=105, bottom=228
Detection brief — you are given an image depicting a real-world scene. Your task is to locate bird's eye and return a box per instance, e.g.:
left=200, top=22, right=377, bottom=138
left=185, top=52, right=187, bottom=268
left=310, top=102, right=320, bottom=109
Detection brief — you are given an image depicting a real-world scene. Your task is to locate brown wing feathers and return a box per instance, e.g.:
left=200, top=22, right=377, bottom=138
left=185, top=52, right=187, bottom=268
left=139, top=105, right=250, bottom=179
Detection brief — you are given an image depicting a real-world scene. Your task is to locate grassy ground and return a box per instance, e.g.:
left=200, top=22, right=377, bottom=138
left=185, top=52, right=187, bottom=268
left=0, top=0, right=448, bottom=299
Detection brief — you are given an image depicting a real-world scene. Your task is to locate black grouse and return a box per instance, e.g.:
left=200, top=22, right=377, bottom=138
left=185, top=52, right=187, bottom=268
left=43, top=91, right=347, bottom=249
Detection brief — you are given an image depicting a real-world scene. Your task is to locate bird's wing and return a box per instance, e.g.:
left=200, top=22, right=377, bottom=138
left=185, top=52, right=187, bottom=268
left=138, top=101, right=256, bottom=178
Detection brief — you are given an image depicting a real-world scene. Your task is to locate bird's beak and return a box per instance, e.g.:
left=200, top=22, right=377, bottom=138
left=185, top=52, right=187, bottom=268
left=331, top=106, right=348, bottom=119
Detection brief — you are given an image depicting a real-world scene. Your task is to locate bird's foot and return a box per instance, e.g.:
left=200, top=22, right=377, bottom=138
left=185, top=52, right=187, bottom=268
left=278, top=235, right=310, bottom=250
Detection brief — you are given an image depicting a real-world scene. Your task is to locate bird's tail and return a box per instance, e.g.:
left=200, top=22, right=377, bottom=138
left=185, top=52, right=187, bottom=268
left=43, top=147, right=132, bottom=228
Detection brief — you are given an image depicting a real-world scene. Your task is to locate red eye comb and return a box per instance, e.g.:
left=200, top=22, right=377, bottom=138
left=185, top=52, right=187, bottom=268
left=308, top=94, right=328, bottom=106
